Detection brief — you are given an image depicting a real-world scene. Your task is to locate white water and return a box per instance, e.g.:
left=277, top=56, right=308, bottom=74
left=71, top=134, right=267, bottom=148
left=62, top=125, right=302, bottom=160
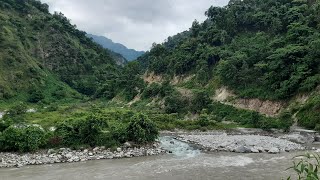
left=159, top=136, right=201, bottom=158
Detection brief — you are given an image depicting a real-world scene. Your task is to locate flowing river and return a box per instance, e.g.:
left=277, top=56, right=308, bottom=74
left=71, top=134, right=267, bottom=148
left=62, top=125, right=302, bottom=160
left=0, top=136, right=303, bottom=180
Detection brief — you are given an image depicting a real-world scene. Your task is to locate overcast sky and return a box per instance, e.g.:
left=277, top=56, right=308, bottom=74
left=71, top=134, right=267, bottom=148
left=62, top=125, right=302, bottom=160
left=41, top=0, right=229, bottom=51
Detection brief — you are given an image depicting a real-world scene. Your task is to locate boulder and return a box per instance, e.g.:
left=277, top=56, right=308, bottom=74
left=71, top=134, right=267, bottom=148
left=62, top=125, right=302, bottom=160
left=117, top=147, right=122, bottom=152
left=234, top=146, right=251, bottom=153
left=124, top=142, right=132, bottom=148
left=268, top=147, right=280, bottom=154
left=250, top=147, right=259, bottom=153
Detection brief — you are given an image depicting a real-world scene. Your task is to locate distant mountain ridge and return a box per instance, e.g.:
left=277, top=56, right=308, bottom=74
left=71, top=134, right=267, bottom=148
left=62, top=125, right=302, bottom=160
left=87, top=34, right=145, bottom=61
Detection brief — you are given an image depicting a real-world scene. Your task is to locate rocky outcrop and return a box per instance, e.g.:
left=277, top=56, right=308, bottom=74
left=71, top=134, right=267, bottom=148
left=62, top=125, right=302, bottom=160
left=178, top=134, right=304, bottom=154
left=0, top=143, right=166, bottom=168
left=213, top=87, right=285, bottom=117
left=233, top=99, right=285, bottom=117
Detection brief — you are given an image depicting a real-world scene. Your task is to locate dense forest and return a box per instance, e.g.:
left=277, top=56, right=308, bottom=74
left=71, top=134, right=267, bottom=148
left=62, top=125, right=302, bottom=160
left=139, top=0, right=320, bottom=100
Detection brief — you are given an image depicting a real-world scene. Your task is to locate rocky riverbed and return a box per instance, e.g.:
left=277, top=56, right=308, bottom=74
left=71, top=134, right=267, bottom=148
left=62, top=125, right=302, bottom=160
left=178, top=133, right=305, bottom=154
left=0, top=142, right=166, bottom=168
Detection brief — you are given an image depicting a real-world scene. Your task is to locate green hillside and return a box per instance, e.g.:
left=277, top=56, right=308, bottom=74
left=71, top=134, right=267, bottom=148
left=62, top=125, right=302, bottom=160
left=139, top=0, right=320, bottom=100
left=0, top=0, right=126, bottom=103
left=136, top=0, right=320, bottom=129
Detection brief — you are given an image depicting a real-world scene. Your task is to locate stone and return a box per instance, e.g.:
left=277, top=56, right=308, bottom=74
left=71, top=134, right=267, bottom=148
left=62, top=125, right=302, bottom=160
left=93, top=147, right=99, bottom=152
left=282, top=133, right=313, bottom=144
left=234, top=146, right=251, bottom=153
left=250, top=147, right=259, bottom=153
left=124, top=142, right=132, bottom=148
left=65, top=153, right=73, bottom=159
left=117, top=147, right=122, bottom=152
left=83, top=149, right=89, bottom=153
left=268, top=147, right=280, bottom=154
left=47, top=149, right=55, bottom=155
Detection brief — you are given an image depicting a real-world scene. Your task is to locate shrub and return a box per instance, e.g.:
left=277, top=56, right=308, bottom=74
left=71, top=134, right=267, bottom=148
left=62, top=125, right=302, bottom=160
left=164, top=93, right=187, bottom=114
left=1, top=125, right=47, bottom=152
left=28, top=90, right=45, bottom=103
left=110, top=123, right=128, bottom=144
left=198, top=113, right=210, bottom=127
left=54, top=114, right=108, bottom=147
left=126, top=113, right=158, bottom=144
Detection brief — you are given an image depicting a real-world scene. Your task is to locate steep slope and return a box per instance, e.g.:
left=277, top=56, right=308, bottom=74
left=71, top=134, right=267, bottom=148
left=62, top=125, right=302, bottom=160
left=0, top=0, right=125, bottom=102
left=87, top=34, right=145, bottom=61
left=136, top=0, right=320, bottom=129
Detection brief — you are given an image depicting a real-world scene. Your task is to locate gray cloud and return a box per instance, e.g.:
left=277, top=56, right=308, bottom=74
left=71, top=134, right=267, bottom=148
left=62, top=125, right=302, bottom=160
left=41, top=0, right=229, bottom=51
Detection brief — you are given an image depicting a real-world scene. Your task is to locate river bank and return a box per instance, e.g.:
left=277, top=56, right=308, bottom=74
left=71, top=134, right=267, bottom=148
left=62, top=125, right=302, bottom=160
left=0, top=142, right=166, bottom=168
left=1, top=128, right=318, bottom=169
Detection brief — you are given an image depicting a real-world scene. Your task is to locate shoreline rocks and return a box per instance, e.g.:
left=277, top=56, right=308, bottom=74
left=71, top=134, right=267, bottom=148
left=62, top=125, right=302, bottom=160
left=178, top=134, right=305, bottom=154
left=0, top=142, right=167, bottom=169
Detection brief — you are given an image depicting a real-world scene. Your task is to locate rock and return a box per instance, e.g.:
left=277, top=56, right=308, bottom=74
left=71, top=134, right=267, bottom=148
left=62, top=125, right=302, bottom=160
left=282, top=133, right=313, bottom=144
left=234, top=146, right=251, bottom=153
left=124, top=142, right=132, bottom=148
left=83, top=149, right=89, bottom=153
left=170, top=141, right=175, bottom=145
left=47, top=149, right=55, bottom=154
left=268, top=147, right=280, bottom=154
left=116, top=148, right=122, bottom=152
left=93, top=147, right=99, bottom=152
left=88, top=152, right=93, bottom=156
left=250, top=147, right=259, bottom=153
left=65, top=153, right=73, bottom=159
left=255, top=147, right=264, bottom=153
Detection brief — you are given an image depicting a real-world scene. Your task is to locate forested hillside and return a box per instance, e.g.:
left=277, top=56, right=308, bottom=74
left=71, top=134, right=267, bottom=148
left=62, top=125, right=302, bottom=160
left=0, top=0, right=128, bottom=103
left=139, top=0, right=320, bottom=100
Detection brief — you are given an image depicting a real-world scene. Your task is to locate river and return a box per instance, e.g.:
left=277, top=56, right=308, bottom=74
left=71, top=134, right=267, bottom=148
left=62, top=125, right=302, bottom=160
left=0, top=136, right=303, bottom=180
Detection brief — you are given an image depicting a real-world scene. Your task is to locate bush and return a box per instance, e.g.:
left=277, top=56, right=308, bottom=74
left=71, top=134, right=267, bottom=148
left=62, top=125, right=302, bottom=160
left=126, top=113, right=159, bottom=144
left=54, top=114, right=108, bottom=147
left=28, top=90, right=45, bottom=103
left=164, top=93, right=187, bottom=114
left=1, top=125, right=47, bottom=152
left=110, top=123, right=128, bottom=144
left=198, top=113, right=210, bottom=127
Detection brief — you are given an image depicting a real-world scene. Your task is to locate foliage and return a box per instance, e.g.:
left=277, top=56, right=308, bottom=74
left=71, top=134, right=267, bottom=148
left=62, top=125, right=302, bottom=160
left=288, top=153, right=320, bottom=180
left=1, top=125, right=46, bottom=152
left=297, top=94, right=320, bottom=129
left=138, top=0, right=320, bottom=100
left=126, top=113, right=159, bottom=144
left=54, top=114, right=108, bottom=147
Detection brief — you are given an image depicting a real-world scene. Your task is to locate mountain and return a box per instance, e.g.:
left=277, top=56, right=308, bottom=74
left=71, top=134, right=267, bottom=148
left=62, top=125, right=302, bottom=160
left=87, top=34, right=145, bottom=61
left=136, top=0, right=320, bottom=130
left=0, top=0, right=128, bottom=102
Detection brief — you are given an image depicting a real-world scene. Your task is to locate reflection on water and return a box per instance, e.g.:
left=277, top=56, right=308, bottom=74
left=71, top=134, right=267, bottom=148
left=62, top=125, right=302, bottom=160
left=0, top=137, right=303, bottom=180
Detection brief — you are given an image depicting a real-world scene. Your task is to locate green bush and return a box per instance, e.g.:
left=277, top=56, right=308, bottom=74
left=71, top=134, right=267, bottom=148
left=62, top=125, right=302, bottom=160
left=54, top=114, right=108, bottom=147
left=1, top=125, right=47, bottom=152
left=110, top=123, right=128, bottom=144
left=198, top=113, right=210, bottom=127
left=28, top=90, right=45, bottom=103
left=164, top=93, right=187, bottom=113
left=126, top=113, right=158, bottom=144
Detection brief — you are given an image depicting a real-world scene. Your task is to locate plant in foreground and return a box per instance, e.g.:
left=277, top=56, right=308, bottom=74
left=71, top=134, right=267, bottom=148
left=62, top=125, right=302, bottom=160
left=287, top=153, right=320, bottom=180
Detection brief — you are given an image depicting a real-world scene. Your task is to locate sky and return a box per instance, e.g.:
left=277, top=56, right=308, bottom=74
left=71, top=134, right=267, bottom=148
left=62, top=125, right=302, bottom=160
left=41, top=0, right=229, bottom=51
